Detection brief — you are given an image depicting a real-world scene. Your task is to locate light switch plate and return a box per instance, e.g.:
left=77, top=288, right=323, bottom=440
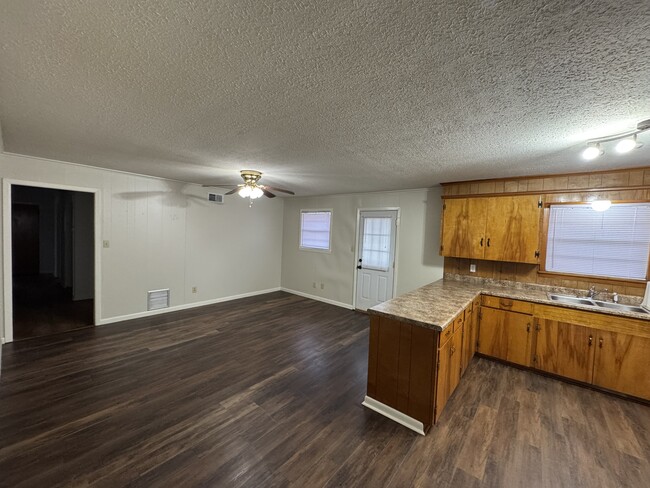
left=469, top=264, right=477, bottom=273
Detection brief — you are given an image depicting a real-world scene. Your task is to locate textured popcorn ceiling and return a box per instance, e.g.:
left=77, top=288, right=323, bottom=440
left=0, top=1, right=649, bottom=195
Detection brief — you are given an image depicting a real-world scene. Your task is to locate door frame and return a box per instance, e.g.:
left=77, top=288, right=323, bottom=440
left=352, top=207, right=400, bottom=310
left=2, top=179, right=102, bottom=343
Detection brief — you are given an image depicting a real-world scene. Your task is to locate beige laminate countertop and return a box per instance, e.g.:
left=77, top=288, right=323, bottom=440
left=368, top=278, right=650, bottom=331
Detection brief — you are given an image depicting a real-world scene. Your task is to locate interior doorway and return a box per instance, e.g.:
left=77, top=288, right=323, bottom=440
left=354, top=209, right=399, bottom=311
left=9, top=185, right=95, bottom=340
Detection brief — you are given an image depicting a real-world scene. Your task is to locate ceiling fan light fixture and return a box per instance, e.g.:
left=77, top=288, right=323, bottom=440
left=250, top=187, right=264, bottom=199
left=238, top=186, right=252, bottom=198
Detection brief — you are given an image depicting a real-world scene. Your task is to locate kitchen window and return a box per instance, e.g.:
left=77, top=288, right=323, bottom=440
left=543, top=202, right=650, bottom=281
left=300, top=210, right=332, bottom=251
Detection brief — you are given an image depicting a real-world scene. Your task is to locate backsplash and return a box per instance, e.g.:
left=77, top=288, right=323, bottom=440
left=444, top=273, right=643, bottom=306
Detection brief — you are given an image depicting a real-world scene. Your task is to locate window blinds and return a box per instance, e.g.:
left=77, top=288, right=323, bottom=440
left=300, top=211, right=331, bottom=250
left=545, top=203, right=650, bottom=280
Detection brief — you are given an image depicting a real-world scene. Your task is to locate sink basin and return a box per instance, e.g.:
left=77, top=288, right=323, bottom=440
left=548, top=294, right=596, bottom=306
left=547, top=294, right=650, bottom=315
left=593, top=301, right=650, bottom=315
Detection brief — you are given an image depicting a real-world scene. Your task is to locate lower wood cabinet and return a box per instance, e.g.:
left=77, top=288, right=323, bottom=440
left=435, top=321, right=463, bottom=422
left=533, top=318, right=595, bottom=383
left=593, top=330, right=650, bottom=399
left=532, top=306, right=650, bottom=401
left=478, top=304, right=532, bottom=367
left=461, top=296, right=480, bottom=376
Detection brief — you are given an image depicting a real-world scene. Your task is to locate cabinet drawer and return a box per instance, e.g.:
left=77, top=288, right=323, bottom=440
left=452, top=311, right=465, bottom=334
left=439, top=326, right=453, bottom=347
left=481, top=295, right=533, bottom=315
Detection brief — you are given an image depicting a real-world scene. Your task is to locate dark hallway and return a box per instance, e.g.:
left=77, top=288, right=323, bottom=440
left=11, top=185, right=94, bottom=341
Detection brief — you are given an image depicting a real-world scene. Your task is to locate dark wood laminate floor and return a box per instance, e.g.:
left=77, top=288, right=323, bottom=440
left=1, top=291, right=649, bottom=487
left=12, top=274, right=93, bottom=340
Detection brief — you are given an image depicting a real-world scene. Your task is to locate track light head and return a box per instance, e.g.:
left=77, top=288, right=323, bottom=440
left=582, top=144, right=603, bottom=160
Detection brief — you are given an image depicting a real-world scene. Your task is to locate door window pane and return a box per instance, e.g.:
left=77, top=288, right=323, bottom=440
left=361, top=217, right=392, bottom=271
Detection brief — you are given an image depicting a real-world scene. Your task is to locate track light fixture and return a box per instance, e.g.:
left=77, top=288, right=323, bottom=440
left=582, top=118, right=648, bottom=160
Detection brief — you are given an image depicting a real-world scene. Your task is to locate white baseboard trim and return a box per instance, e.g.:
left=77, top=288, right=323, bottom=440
left=97, top=287, right=282, bottom=325
left=362, top=395, right=426, bottom=436
left=280, top=287, right=354, bottom=310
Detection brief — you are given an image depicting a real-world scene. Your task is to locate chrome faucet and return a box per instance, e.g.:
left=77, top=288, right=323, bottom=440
left=588, top=286, right=609, bottom=301
left=612, top=292, right=619, bottom=304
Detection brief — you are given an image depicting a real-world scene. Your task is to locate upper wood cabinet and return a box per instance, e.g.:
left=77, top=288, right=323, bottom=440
left=441, top=195, right=541, bottom=264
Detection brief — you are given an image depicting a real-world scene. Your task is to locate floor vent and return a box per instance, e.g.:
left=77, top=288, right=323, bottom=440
left=208, top=193, right=224, bottom=204
left=148, top=289, right=170, bottom=311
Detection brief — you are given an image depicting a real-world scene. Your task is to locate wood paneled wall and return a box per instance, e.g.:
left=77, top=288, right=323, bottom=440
left=442, top=167, right=650, bottom=297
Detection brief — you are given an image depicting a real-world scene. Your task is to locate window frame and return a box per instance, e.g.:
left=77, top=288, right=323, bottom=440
left=299, top=209, right=333, bottom=253
left=539, top=200, right=650, bottom=283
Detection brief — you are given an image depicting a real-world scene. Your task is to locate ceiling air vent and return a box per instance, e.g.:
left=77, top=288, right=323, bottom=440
left=148, top=289, right=170, bottom=311
left=208, top=193, right=224, bottom=204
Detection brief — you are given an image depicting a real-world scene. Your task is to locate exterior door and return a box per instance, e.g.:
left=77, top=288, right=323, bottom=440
left=355, top=210, right=398, bottom=311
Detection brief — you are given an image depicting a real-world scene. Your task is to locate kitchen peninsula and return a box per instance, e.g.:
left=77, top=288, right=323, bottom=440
left=363, top=276, right=650, bottom=435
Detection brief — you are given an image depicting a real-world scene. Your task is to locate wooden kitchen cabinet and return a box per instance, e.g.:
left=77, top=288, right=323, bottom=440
left=532, top=304, right=650, bottom=400
left=440, top=197, right=488, bottom=259
left=533, top=318, right=595, bottom=383
left=461, top=297, right=480, bottom=375
left=592, top=330, right=650, bottom=401
left=478, top=306, right=533, bottom=367
left=435, top=322, right=464, bottom=422
left=440, top=195, right=541, bottom=264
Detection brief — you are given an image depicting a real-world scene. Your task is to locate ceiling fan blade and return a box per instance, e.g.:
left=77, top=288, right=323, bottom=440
left=224, top=187, right=240, bottom=195
left=262, top=188, right=276, bottom=198
left=262, top=186, right=295, bottom=195
left=202, top=183, right=238, bottom=188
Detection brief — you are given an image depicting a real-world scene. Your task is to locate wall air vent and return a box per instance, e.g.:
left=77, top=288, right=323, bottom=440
left=208, top=193, right=224, bottom=204
left=147, top=289, right=170, bottom=311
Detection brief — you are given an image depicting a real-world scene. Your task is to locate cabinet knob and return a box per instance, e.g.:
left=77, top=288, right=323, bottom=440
left=588, top=335, right=593, bottom=347
left=487, top=238, right=491, bottom=247
left=480, top=238, right=484, bottom=247
left=599, top=337, right=603, bottom=348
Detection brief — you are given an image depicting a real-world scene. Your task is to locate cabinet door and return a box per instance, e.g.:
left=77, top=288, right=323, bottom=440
left=461, top=302, right=479, bottom=375
left=440, top=198, right=488, bottom=259
left=449, top=325, right=464, bottom=395
left=534, top=319, right=595, bottom=383
left=435, top=339, right=451, bottom=422
left=484, top=195, right=540, bottom=264
left=478, top=307, right=532, bottom=366
left=593, top=331, right=650, bottom=400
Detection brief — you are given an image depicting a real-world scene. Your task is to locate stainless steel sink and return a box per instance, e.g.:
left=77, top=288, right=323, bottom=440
left=593, top=301, right=650, bottom=314
left=547, top=293, right=650, bottom=315
left=548, top=294, right=597, bottom=307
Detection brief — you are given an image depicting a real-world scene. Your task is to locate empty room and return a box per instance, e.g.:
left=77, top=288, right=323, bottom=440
left=0, top=1, right=649, bottom=487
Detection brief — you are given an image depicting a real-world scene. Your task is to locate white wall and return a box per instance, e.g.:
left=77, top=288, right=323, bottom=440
left=281, top=188, right=444, bottom=307
left=0, top=152, right=284, bottom=341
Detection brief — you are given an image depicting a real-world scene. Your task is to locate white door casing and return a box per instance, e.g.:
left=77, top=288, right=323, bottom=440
left=355, top=209, right=398, bottom=311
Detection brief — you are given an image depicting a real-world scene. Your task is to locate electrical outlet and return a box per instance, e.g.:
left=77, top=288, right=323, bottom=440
left=469, top=264, right=477, bottom=273
left=313, top=282, right=317, bottom=288
left=320, top=283, right=325, bottom=290
left=103, top=240, right=110, bottom=248
left=192, top=286, right=197, bottom=293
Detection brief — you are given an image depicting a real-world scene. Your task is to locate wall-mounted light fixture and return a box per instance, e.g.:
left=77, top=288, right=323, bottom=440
left=582, top=118, right=649, bottom=160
